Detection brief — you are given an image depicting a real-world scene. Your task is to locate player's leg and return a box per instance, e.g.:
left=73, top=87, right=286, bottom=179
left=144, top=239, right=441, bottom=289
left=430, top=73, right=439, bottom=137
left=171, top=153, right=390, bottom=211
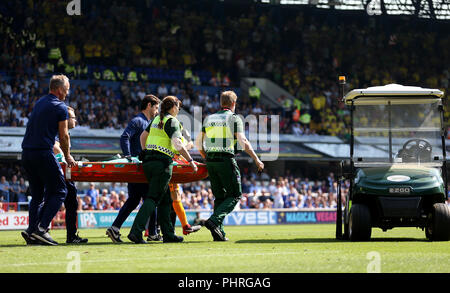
left=107, top=182, right=144, bottom=243
left=65, top=180, right=87, bottom=243
left=112, top=183, right=143, bottom=229
left=170, top=183, right=201, bottom=235
left=170, top=203, right=177, bottom=230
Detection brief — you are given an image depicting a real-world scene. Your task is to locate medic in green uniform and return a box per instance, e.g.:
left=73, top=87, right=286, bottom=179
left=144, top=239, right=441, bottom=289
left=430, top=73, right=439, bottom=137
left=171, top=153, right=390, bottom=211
left=196, top=91, right=264, bottom=241
left=128, top=96, right=198, bottom=244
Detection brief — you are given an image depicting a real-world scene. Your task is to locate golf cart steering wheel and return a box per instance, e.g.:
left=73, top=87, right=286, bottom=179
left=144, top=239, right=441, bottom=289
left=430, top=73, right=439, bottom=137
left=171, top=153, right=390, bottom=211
left=399, top=138, right=433, bottom=163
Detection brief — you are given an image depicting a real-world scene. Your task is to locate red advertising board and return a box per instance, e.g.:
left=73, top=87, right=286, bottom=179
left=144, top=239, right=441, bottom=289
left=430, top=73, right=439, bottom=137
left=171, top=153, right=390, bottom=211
left=0, top=212, right=29, bottom=230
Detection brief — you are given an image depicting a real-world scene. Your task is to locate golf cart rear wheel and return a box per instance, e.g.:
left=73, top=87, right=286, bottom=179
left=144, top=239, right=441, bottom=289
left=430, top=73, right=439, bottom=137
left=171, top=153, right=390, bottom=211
left=349, top=204, right=372, bottom=241
left=426, top=203, right=450, bottom=241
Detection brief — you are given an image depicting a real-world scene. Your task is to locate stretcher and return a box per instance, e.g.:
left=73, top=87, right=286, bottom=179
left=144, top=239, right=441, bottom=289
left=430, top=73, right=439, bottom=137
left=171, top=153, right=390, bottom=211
left=60, top=155, right=208, bottom=183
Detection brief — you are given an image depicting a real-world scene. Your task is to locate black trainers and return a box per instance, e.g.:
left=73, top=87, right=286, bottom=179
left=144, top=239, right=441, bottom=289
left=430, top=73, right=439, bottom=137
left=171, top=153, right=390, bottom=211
left=163, top=235, right=184, bottom=243
left=204, top=219, right=226, bottom=241
left=214, top=237, right=229, bottom=242
left=147, top=234, right=163, bottom=241
left=128, top=233, right=147, bottom=244
left=21, top=231, right=39, bottom=245
left=67, top=233, right=88, bottom=244
left=106, top=227, right=123, bottom=243
left=31, top=228, right=58, bottom=246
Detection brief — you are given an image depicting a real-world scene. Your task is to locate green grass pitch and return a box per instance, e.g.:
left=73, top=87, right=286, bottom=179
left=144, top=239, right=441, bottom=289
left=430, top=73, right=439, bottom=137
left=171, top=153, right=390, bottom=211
left=1, top=224, right=450, bottom=273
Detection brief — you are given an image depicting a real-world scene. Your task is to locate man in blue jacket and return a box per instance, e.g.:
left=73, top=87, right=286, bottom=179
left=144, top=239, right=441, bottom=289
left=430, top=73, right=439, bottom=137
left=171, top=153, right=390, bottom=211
left=106, top=95, right=161, bottom=243
left=21, top=74, right=76, bottom=246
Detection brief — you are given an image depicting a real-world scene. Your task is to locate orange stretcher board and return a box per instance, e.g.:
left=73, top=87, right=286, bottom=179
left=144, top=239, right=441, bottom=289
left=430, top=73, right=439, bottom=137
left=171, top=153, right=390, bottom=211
left=61, top=157, right=208, bottom=183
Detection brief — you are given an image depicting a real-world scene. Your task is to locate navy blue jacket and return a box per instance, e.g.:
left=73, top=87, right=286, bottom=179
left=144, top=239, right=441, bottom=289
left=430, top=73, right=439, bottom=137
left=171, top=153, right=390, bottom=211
left=120, top=112, right=150, bottom=157
left=22, top=94, right=68, bottom=151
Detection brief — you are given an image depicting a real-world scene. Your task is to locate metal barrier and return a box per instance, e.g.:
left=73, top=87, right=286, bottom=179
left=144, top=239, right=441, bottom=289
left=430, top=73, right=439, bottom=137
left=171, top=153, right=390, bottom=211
left=1, top=202, right=18, bottom=212
left=17, top=202, right=28, bottom=211
left=0, top=202, right=28, bottom=212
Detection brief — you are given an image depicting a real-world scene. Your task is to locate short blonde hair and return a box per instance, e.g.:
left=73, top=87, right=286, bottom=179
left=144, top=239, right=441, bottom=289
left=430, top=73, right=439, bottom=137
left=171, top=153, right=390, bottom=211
left=49, top=74, right=69, bottom=91
left=220, top=91, right=237, bottom=108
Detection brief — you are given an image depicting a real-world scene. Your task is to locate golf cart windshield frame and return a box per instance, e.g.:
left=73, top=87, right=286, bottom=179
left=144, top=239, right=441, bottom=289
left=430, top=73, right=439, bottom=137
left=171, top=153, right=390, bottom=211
left=349, top=95, right=446, bottom=167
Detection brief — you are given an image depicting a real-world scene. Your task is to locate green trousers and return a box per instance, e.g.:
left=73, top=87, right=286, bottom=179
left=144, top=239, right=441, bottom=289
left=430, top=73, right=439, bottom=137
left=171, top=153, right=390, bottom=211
left=130, top=158, right=176, bottom=240
left=206, top=155, right=242, bottom=237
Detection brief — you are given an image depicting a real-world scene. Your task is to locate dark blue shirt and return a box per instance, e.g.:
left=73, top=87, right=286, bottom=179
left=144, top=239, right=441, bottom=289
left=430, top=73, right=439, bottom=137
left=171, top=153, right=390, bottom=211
left=22, top=94, right=68, bottom=150
left=120, top=112, right=150, bottom=157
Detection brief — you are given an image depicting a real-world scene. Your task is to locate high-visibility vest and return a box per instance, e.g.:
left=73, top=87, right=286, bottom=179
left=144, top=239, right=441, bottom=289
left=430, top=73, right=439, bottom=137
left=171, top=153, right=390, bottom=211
left=46, top=62, right=54, bottom=72
left=103, top=69, right=116, bottom=81
left=299, top=113, right=311, bottom=124
left=203, top=110, right=237, bottom=155
left=57, top=57, right=64, bottom=66
left=145, top=114, right=181, bottom=158
left=65, top=64, right=75, bottom=74
left=127, top=71, right=138, bottom=82
left=48, top=47, right=61, bottom=59
left=283, top=99, right=292, bottom=109
left=293, top=98, right=302, bottom=111
left=184, top=69, right=192, bottom=80
left=249, top=86, right=261, bottom=99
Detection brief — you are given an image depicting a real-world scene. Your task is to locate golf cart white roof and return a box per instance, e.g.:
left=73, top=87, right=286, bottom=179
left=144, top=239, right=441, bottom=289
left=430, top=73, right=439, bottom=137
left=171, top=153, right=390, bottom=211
left=344, top=84, right=444, bottom=105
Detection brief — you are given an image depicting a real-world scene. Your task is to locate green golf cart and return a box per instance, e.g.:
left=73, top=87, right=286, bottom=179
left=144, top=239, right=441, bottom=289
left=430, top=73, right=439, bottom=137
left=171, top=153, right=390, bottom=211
left=336, top=81, right=450, bottom=241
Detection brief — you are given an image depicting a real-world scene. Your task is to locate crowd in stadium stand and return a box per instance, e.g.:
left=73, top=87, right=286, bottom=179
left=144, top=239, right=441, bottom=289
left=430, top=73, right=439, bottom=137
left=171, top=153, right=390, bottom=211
left=0, top=163, right=28, bottom=203
left=178, top=175, right=343, bottom=210
left=1, top=1, right=449, bottom=137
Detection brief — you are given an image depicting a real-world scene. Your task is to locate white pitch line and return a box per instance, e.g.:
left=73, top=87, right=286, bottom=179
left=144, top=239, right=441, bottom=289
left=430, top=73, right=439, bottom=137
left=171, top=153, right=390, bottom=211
left=1, top=251, right=307, bottom=267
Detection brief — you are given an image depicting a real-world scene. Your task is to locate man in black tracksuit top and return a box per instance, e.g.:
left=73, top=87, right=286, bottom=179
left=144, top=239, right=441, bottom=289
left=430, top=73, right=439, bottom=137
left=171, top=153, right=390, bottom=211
left=106, top=95, right=161, bottom=243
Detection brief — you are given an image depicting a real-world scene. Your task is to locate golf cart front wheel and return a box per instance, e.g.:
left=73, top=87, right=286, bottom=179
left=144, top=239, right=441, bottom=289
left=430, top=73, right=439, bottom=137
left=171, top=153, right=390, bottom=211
left=426, top=203, right=450, bottom=241
left=349, top=204, right=372, bottom=241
